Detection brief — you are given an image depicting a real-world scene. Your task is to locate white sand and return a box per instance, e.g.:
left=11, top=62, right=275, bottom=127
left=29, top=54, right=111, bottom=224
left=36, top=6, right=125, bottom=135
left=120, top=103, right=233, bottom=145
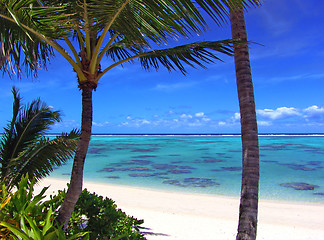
left=35, top=178, right=324, bottom=240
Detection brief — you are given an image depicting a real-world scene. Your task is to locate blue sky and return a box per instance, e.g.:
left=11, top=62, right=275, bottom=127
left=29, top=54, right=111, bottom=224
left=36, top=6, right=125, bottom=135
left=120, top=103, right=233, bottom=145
left=1, top=0, right=324, bottom=134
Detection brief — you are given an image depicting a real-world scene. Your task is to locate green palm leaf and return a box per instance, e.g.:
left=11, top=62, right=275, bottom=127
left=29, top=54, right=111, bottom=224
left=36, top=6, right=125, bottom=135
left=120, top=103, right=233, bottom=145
left=7, top=130, right=80, bottom=188
left=101, top=40, right=234, bottom=78
left=0, top=87, right=80, bottom=189
left=139, top=40, right=234, bottom=73
left=0, top=0, right=73, bottom=77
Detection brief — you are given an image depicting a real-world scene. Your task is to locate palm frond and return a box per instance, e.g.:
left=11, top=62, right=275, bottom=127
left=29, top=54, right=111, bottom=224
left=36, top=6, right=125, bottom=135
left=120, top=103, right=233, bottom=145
left=0, top=0, right=74, bottom=77
left=0, top=88, right=77, bottom=189
left=7, top=129, right=80, bottom=188
left=0, top=87, right=22, bottom=180
left=139, top=40, right=234, bottom=74
left=10, top=98, right=61, bottom=161
left=101, top=40, right=234, bottom=78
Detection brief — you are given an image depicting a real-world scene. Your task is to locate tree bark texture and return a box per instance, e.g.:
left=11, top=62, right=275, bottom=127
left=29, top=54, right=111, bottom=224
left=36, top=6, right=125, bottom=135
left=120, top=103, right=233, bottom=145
left=230, top=6, right=260, bottom=240
left=56, top=86, right=93, bottom=227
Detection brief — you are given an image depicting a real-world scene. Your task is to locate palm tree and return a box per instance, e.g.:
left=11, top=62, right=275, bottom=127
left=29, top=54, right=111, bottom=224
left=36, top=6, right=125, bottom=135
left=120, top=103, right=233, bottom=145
left=1, top=0, right=261, bottom=226
left=0, top=87, right=80, bottom=190
left=230, top=4, right=260, bottom=240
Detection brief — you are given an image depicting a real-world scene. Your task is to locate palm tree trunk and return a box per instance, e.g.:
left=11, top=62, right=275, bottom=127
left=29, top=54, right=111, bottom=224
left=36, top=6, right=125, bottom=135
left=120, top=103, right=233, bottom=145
left=56, top=85, right=93, bottom=227
left=230, top=6, right=260, bottom=240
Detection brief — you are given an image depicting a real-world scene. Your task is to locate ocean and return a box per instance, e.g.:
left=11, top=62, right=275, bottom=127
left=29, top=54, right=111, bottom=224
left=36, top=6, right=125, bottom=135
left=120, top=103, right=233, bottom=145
left=50, top=134, right=324, bottom=203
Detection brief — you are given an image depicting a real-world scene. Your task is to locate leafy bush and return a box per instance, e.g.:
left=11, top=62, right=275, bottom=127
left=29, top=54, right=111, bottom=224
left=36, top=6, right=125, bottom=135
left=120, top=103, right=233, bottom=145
left=52, top=188, right=146, bottom=240
left=0, top=175, right=145, bottom=239
left=0, top=175, right=89, bottom=240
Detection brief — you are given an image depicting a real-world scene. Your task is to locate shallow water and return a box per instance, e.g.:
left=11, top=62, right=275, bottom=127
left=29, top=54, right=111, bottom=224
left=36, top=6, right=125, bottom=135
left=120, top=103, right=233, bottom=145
left=51, top=135, right=324, bottom=203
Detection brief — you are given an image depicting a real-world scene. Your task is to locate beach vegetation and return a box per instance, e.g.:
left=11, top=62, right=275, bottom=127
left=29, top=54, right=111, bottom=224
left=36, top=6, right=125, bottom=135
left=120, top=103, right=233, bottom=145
left=51, top=188, right=145, bottom=240
left=0, top=175, right=89, bottom=239
left=0, top=87, right=80, bottom=190
left=0, top=175, right=145, bottom=240
left=230, top=4, right=260, bottom=240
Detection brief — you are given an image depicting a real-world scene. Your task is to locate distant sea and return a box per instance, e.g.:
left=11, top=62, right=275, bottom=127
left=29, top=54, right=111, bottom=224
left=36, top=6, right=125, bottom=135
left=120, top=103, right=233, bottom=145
left=50, top=134, right=324, bottom=203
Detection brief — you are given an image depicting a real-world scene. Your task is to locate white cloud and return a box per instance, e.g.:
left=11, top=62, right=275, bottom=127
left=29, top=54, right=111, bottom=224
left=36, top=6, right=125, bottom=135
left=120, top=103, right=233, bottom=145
left=180, top=114, right=193, bottom=119
left=257, top=107, right=300, bottom=120
left=303, top=105, right=324, bottom=122
left=195, top=112, right=205, bottom=117
left=231, top=112, right=240, bottom=123
left=257, top=121, right=272, bottom=126
left=93, top=121, right=110, bottom=127
left=304, top=105, right=324, bottom=116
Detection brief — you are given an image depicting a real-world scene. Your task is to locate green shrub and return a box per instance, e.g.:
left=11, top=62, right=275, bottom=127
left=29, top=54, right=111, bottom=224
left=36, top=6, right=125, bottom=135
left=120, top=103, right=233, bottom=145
left=0, top=175, right=89, bottom=240
left=52, top=188, right=146, bottom=240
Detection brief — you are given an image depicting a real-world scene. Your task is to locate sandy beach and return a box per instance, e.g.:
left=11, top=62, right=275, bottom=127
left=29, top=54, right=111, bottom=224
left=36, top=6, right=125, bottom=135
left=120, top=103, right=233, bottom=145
left=35, top=178, right=324, bottom=240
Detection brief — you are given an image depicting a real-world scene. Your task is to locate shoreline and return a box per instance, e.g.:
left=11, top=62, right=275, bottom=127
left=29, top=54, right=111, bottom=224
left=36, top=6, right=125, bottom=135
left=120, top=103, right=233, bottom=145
left=35, top=177, right=324, bottom=240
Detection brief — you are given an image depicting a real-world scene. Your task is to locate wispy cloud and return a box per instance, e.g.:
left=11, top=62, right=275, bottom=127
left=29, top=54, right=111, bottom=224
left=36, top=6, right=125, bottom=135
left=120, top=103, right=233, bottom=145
left=154, top=81, right=197, bottom=92
left=267, top=73, right=324, bottom=83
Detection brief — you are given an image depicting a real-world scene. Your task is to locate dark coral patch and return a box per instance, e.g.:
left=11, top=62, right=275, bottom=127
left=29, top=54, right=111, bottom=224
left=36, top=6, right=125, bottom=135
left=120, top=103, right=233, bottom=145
left=307, top=161, right=322, bottom=166
left=168, top=169, right=191, bottom=174
left=203, top=158, right=223, bottom=163
left=132, top=155, right=157, bottom=158
left=152, top=164, right=177, bottom=170
left=163, top=180, right=180, bottom=185
left=168, top=154, right=181, bottom=157
left=183, top=178, right=220, bottom=187
left=129, top=172, right=168, bottom=177
left=105, top=176, right=120, bottom=179
left=98, top=167, right=151, bottom=172
left=88, top=148, right=106, bottom=154
left=129, top=173, right=156, bottom=177
left=280, top=182, right=319, bottom=190
left=131, top=148, right=159, bottom=152
left=313, top=192, right=324, bottom=196
left=177, top=165, right=195, bottom=169
left=221, top=167, right=242, bottom=171
left=163, top=178, right=219, bottom=188
left=228, top=150, right=241, bottom=153
left=279, top=163, right=316, bottom=171
left=131, top=160, right=153, bottom=165
left=197, top=148, right=209, bottom=151
left=262, top=160, right=278, bottom=163
left=212, top=166, right=241, bottom=172
left=171, top=161, right=183, bottom=164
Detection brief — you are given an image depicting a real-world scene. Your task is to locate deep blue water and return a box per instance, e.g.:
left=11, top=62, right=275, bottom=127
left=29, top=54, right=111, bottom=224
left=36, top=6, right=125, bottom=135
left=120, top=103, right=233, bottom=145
left=50, top=135, right=324, bottom=203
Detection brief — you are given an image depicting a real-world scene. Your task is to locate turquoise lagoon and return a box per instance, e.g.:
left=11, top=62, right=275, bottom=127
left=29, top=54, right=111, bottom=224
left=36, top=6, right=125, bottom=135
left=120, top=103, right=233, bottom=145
left=50, top=135, right=324, bottom=203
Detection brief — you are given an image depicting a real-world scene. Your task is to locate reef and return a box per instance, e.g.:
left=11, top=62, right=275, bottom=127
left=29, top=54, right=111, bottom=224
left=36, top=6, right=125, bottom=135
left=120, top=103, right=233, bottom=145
left=280, top=182, right=319, bottom=190
left=98, top=167, right=151, bottom=172
left=163, top=178, right=219, bottom=188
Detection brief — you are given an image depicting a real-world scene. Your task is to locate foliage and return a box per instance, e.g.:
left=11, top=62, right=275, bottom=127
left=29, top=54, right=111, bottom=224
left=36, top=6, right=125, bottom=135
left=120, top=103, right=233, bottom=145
left=50, top=188, right=146, bottom=240
left=0, top=0, right=260, bottom=84
left=0, top=87, right=80, bottom=190
left=0, top=0, right=74, bottom=77
left=0, top=175, right=89, bottom=239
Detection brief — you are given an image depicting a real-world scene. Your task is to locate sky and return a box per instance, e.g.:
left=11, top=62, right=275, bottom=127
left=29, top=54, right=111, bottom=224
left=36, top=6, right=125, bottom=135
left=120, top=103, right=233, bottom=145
left=1, top=0, right=324, bottom=134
